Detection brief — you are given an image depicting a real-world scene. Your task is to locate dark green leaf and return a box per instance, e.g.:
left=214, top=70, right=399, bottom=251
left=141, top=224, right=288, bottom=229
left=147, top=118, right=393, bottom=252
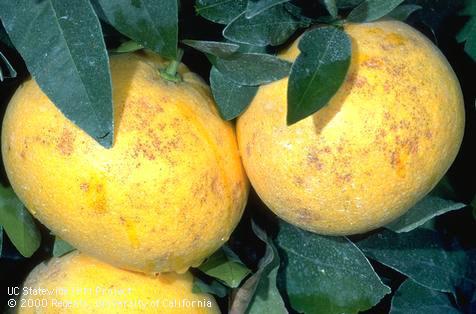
left=384, top=4, right=422, bottom=21
left=0, top=186, right=41, bottom=258
left=112, top=41, right=144, bottom=54
left=230, top=222, right=287, bottom=314
left=357, top=229, right=470, bottom=293
left=0, top=0, right=113, bottom=148
left=198, top=247, right=251, bottom=288
left=287, top=27, right=351, bottom=125
left=386, top=196, right=466, bottom=233
left=195, top=0, right=247, bottom=24
left=390, top=279, right=460, bottom=314
left=224, top=5, right=303, bottom=47
left=0, top=52, right=17, bottom=81
left=322, top=0, right=338, bottom=17
left=347, top=0, right=405, bottom=22
left=97, top=0, right=178, bottom=59
left=245, top=0, right=291, bottom=18
left=457, top=1, right=476, bottom=61
left=275, top=221, right=390, bottom=314
left=0, top=25, right=13, bottom=48
left=182, top=40, right=240, bottom=58
left=210, top=67, right=257, bottom=120
left=53, top=237, right=75, bottom=257
left=192, top=277, right=228, bottom=298
left=213, top=53, right=292, bottom=85
left=336, top=0, right=364, bottom=8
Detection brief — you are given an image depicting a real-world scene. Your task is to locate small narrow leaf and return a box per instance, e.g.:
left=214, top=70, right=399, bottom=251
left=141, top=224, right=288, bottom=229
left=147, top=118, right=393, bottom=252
left=386, top=196, right=466, bottom=233
left=224, top=5, right=303, bottom=47
left=0, top=187, right=41, bottom=258
left=0, top=0, right=113, bottom=147
left=112, top=41, right=144, bottom=54
left=97, top=0, right=178, bottom=59
left=213, top=53, right=292, bottom=85
left=275, top=221, right=390, bottom=314
left=210, top=67, right=257, bottom=120
left=182, top=40, right=240, bottom=58
left=53, top=237, right=75, bottom=257
left=287, top=27, right=351, bottom=125
left=230, top=222, right=287, bottom=314
left=245, top=0, right=291, bottom=18
left=198, top=247, right=251, bottom=288
left=347, top=0, right=405, bottom=22
left=192, top=277, right=228, bottom=298
left=385, top=4, right=422, bottom=21
left=357, top=229, right=470, bottom=294
left=323, top=0, right=338, bottom=18
left=390, top=279, right=460, bottom=314
left=195, top=0, right=247, bottom=24
left=0, top=52, right=17, bottom=80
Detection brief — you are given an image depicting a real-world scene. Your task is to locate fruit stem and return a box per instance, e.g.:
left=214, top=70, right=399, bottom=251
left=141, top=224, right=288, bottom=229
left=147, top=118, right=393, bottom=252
left=160, top=49, right=184, bottom=83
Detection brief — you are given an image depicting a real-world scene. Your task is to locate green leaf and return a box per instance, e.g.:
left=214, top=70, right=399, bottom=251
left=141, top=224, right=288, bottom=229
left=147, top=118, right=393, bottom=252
left=198, top=247, right=251, bottom=288
left=390, top=279, right=460, bottom=314
left=0, top=25, right=13, bottom=48
left=245, top=0, right=291, bottom=18
left=53, top=237, right=75, bottom=257
left=97, top=0, right=178, bottom=59
left=322, top=0, right=338, bottom=17
left=213, top=53, right=292, bottom=86
left=384, top=4, right=422, bottom=21
left=112, top=41, right=144, bottom=54
left=195, top=0, right=247, bottom=24
left=0, top=52, right=17, bottom=81
left=275, top=221, right=390, bottom=314
left=457, top=1, right=476, bottom=61
left=347, top=0, right=405, bottom=22
left=287, top=27, right=351, bottom=125
left=223, top=5, right=303, bottom=47
left=182, top=40, right=240, bottom=58
left=0, top=186, right=41, bottom=258
left=192, top=277, right=228, bottom=298
left=386, top=196, right=466, bottom=233
left=357, top=229, right=470, bottom=294
left=210, top=67, right=257, bottom=120
left=230, top=222, right=287, bottom=314
left=0, top=0, right=113, bottom=148
left=336, top=0, right=364, bottom=8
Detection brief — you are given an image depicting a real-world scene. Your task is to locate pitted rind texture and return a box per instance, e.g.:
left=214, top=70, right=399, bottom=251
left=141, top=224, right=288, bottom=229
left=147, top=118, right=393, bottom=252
left=2, top=51, right=249, bottom=273
left=18, top=251, right=220, bottom=313
left=237, top=21, right=465, bottom=235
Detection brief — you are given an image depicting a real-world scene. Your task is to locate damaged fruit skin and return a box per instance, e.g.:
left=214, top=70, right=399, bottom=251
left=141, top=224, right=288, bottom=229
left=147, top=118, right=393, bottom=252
left=2, top=51, right=249, bottom=273
left=18, top=251, right=220, bottom=314
left=237, top=20, right=465, bottom=235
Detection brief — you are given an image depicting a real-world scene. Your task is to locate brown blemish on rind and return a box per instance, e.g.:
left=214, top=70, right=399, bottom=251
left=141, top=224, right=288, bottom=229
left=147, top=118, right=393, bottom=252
left=57, top=128, right=75, bottom=156
left=80, top=183, right=89, bottom=192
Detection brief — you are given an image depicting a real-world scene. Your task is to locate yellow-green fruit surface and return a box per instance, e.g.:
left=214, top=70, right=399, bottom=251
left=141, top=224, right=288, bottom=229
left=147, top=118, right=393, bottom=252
left=237, top=20, right=465, bottom=235
left=2, top=51, right=249, bottom=273
left=17, top=251, right=220, bottom=313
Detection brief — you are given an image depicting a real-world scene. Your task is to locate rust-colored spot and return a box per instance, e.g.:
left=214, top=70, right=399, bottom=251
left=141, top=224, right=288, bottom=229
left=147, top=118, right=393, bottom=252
left=20, top=151, right=26, bottom=159
left=391, top=151, right=407, bottom=178
left=57, top=128, right=75, bottom=156
left=80, top=182, right=89, bottom=192
left=336, top=173, right=353, bottom=183
left=424, top=130, right=433, bottom=139
left=246, top=143, right=252, bottom=157
left=294, top=176, right=305, bottom=187
left=381, top=33, right=406, bottom=50
left=296, top=208, right=317, bottom=223
left=362, top=57, right=384, bottom=69
left=307, top=153, right=323, bottom=170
